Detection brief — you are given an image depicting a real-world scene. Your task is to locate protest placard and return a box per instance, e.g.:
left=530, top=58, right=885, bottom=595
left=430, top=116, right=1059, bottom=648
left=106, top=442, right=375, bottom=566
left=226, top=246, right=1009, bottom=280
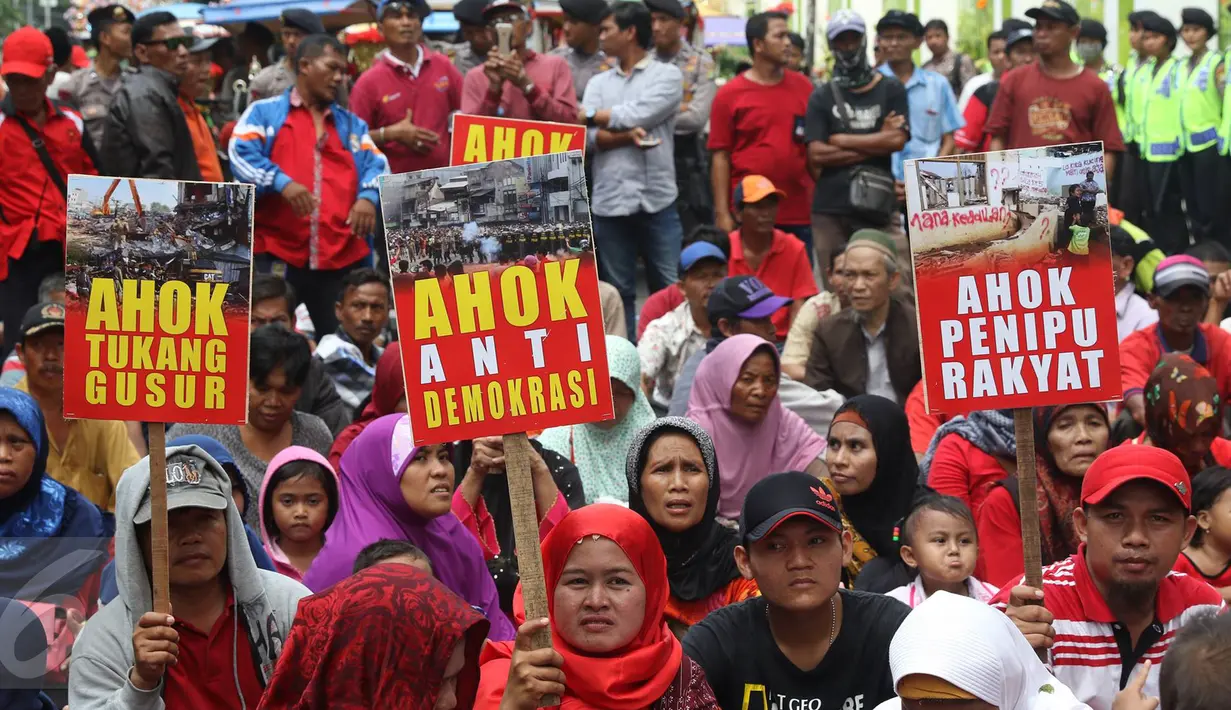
left=450, top=113, right=587, bottom=165
left=381, top=150, right=613, bottom=446
left=905, top=142, right=1120, bottom=590
left=63, top=177, right=254, bottom=425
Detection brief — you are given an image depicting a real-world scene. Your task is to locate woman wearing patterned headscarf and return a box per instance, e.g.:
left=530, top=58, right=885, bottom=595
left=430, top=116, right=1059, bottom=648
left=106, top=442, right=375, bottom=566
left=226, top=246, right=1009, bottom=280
left=626, top=418, right=759, bottom=637
left=1127, top=353, right=1231, bottom=475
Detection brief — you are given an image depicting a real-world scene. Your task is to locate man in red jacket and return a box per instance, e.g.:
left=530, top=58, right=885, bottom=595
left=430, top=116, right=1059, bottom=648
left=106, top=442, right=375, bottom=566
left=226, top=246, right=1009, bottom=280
left=0, top=27, right=98, bottom=356
left=1120, top=255, right=1231, bottom=426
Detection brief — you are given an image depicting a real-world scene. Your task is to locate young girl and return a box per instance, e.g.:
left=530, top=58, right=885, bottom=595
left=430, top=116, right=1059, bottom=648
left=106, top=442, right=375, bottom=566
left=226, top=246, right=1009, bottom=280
left=886, top=494, right=999, bottom=608
left=259, top=446, right=340, bottom=581
left=1174, top=466, right=1231, bottom=601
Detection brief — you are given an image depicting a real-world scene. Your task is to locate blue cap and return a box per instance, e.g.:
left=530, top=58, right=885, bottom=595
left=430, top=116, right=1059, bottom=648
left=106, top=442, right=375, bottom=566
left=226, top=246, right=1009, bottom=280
left=827, top=9, right=866, bottom=40
left=680, top=241, right=727, bottom=273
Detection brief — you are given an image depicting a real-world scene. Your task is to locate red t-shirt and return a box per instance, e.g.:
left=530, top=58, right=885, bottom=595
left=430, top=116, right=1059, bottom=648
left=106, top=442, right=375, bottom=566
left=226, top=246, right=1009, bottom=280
left=165, top=594, right=265, bottom=710
left=1173, top=552, right=1231, bottom=590
left=985, top=63, right=1125, bottom=152
left=254, top=98, right=367, bottom=270
left=708, top=72, right=815, bottom=226
left=727, top=228, right=817, bottom=339
left=926, top=433, right=1011, bottom=518
left=637, top=285, right=685, bottom=339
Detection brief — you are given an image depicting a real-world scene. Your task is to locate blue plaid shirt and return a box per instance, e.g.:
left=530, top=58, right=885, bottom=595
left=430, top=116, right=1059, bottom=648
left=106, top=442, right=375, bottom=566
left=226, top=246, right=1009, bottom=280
left=878, top=64, right=964, bottom=181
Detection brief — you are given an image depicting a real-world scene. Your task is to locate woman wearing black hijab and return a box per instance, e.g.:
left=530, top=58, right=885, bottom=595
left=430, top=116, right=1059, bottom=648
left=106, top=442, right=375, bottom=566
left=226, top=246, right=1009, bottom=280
left=626, top=417, right=759, bottom=638
left=825, top=395, right=929, bottom=592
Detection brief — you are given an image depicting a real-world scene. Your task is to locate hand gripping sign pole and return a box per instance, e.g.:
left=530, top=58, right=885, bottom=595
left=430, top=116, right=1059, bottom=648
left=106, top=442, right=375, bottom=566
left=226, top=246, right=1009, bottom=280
left=147, top=424, right=171, bottom=615
left=1012, top=408, right=1046, bottom=661
left=503, top=432, right=560, bottom=708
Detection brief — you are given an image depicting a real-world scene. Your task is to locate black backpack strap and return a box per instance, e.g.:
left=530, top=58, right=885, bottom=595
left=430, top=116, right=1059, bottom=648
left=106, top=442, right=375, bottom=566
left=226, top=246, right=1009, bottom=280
left=829, top=82, right=853, bottom=131
left=1001, top=477, right=1021, bottom=510
left=950, top=55, right=963, bottom=96
left=12, top=112, right=68, bottom=198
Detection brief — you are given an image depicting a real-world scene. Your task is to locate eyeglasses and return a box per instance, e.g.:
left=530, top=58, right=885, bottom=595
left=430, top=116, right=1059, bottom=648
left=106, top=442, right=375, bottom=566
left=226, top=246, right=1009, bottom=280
left=138, top=36, right=195, bottom=51
left=486, top=11, right=527, bottom=27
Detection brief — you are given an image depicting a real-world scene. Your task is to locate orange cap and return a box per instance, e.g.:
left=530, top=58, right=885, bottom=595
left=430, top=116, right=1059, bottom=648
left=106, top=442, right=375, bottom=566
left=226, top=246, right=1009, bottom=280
left=734, top=175, right=786, bottom=205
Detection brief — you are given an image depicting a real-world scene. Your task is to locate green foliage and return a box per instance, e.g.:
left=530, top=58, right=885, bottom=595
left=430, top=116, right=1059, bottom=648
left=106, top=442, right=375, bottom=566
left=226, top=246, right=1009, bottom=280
left=0, top=2, right=25, bottom=37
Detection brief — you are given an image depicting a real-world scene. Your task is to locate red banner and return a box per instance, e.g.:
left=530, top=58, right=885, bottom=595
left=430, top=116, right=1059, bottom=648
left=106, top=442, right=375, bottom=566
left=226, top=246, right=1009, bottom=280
left=63, top=176, right=253, bottom=424
left=449, top=114, right=586, bottom=166
left=904, top=144, right=1122, bottom=413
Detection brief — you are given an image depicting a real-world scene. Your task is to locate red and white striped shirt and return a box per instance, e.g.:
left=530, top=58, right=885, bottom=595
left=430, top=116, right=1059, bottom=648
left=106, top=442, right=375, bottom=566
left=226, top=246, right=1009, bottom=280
left=991, top=548, right=1225, bottom=710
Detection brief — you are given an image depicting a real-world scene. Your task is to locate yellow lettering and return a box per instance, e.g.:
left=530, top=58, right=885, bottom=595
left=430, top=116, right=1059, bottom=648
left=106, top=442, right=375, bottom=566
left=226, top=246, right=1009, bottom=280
left=105, top=335, right=128, bottom=369
left=500, top=266, right=539, bottom=327
left=115, top=372, right=136, bottom=407
left=486, top=382, right=505, bottom=419
left=521, top=129, right=543, bottom=155
left=146, top=373, right=165, bottom=407
left=549, top=132, right=574, bottom=153
left=174, top=374, right=196, bottom=408
left=194, top=283, right=228, bottom=335
left=492, top=126, right=515, bottom=160
left=463, top=124, right=488, bottom=163
left=454, top=273, right=495, bottom=333
left=548, top=372, right=565, bottom=410
left=86, top=333, right=106, bottom=368
left=587, top=367, right=598, bottom=405
left=131, top=336, right=154, bottom=370
left=527, top=376, right=544, bottom=413
left=444, top=388, right=460, bottom=425
left=179, top=339, right=201, bottom=371
left=85, top=279, right=119, bottom=331
left=414, top=279, right=453, bottom=339
left=507, top=378, right=526, bottom=417
left=424, top=392, right=442, bottom=428
left=204, top=376, right=225, bottom=409
left=85, top=371, right=107, bottom=404
left=158, top=282, right=192, bottom=335
left=461, top=384, right=484, bottom=422
left=156, top=339, right=177, bottom=370
left=544, top=259, right=588, bottom=321
left=567, top=370, right=584, bottom=407
left=205, top=340, right=226, bottom=373
left=121, top=279, right=155, bottom=332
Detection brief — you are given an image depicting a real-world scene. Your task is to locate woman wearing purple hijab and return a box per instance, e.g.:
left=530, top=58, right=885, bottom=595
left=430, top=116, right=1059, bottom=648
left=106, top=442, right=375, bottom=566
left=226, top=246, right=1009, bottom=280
left=301, top=413, right=516, bottom=640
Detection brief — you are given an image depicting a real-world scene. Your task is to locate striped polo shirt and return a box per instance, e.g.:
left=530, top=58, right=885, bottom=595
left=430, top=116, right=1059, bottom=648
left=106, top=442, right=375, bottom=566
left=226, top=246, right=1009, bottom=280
left=991, top=548, right=1225, bottom=710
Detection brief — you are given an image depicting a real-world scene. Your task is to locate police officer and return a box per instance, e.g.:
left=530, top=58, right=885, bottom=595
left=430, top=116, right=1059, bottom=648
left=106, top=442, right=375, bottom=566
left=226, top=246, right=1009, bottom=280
left=1077, top=20, right=1124, bottom=200
left=1130, top=12, right=1188, bottom=251
left=551, top=0, right=613, bottom=101
left=1177, top=7, right=1226, bottom=246
left=452, top=0, right=493, bottom=75
left=62, top=4, right=135, bottom=154
left=249, top=9, right=347, bottom=104
left=1117, top=12, right=1151, bottom=224
left=647, top=0, right=715, bottom=234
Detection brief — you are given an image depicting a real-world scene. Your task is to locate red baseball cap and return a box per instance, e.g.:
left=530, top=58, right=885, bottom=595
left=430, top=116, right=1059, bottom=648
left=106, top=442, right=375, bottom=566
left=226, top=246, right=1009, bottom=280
left=1, top=27, right=53, bottom=78
left=70, top=44, right=90, bottom=70
left=1080, top=446, right=1192, bottom=511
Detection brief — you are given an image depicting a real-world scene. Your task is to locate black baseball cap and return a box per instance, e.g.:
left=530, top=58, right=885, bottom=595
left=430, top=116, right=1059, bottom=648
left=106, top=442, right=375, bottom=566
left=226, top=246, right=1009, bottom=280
left=876, top=9, right=923, bottom=36
left=707, top=275, right=792, bottom=322
left=19, top=302, right=65, bottom=342
left=454, top=0, right=488, bottom=24
left=1078, top=19, right=1107, bottom=43
left=1006, top=27, right=1034, bottom=49
left=1025, top=0, right=1079, bottom=25
left=740, top=472, right=844, bottom=544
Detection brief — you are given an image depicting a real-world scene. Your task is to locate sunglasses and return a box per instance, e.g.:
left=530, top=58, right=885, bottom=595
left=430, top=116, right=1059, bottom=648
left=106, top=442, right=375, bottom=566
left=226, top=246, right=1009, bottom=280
left=139, top=36, right=195, bottom=51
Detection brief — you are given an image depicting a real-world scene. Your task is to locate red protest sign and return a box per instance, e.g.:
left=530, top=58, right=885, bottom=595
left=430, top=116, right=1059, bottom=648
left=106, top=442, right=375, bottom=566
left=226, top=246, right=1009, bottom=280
left=904, top=143, right=1121, bottom=413
left=63, top=176, right=254, bottom=424
left=380, top=151, right=612, bottom=446
left=449, top=114, right=586, bottom=166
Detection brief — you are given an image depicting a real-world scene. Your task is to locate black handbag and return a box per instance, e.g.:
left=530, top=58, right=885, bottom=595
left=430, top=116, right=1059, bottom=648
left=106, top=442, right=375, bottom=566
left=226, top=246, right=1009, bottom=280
left=829, top=83, right=898, bottom=222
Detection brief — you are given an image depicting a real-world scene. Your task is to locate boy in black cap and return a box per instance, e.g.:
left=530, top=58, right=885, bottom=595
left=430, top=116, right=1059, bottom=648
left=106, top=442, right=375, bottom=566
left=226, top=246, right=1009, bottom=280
left=1178, top=7, right=1226, bottom=247
left=451, top=0, right=494, bottom=74
left=249, top=9, right=349, bottom=104
left=551, top=0, right=614, bottom=101
left=683, top=472, right=908, bottom=710
left=63, top=4, right=135, bottom=151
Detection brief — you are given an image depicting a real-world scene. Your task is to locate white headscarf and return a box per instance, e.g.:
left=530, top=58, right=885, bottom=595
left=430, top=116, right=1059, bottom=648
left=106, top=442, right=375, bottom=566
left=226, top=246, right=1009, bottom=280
left=877, top=592, right=1091, bottom=710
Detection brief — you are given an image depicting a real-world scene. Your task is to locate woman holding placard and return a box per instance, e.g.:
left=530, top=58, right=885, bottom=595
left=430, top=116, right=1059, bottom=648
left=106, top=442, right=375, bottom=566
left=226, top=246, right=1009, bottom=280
left=625, top=418, right=759, bottom=637
left=474, top=504, right=719, bottom=710
left=976, top=404, right=1111, bottom=587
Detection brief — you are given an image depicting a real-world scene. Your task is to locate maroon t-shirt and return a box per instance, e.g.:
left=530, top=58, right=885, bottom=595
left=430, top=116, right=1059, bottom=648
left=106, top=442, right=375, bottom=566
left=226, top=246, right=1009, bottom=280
left=708, top=71, right=815, bottom=225
left=985, top=63, right=1125, bottom=151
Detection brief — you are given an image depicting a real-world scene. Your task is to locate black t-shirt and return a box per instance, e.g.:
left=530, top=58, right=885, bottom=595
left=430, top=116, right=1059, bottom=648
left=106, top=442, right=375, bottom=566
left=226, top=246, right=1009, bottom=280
left=804, top=76, right=910, bottom=216
left=682, top=591, right=910, bottom=710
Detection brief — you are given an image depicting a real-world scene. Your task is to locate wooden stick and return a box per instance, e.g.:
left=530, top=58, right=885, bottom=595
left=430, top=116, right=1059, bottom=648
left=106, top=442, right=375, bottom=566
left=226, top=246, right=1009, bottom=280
left=148, top=424, right=171, bottom=616
left=1012, top=408, right=1044, bottom=589
left=502, top=432, right=559, bottom=708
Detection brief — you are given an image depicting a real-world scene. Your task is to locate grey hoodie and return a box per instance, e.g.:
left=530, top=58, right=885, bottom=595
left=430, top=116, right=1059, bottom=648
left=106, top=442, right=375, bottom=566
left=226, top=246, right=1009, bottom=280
left=68, top=444, right=311, bottom=710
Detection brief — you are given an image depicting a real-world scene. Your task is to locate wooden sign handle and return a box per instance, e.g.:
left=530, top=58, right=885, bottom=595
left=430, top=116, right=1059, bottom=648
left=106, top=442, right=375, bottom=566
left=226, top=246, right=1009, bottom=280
left=148, top=424, right=171, bottom=616
left=1012, top=408, right=1047, bottom=662
left=502, top=432, right=560, bottom=708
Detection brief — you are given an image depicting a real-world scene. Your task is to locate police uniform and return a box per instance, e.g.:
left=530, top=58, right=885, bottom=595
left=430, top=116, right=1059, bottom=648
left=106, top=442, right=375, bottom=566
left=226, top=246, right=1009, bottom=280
left=552, top=0, right=615, bottom=100
left=249, top=9, right=351, bottom=105
left=1177, top=8, right=1227, bottom=245
left=451, top=0, right=490, bottom=75
left=62, top=5, right=134, bottom=152
left=649, top=0, right=715, bottom=233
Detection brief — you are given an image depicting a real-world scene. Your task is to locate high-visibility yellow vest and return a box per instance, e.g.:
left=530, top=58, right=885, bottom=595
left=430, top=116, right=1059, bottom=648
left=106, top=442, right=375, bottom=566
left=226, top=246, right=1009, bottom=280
left=1132, top=56, right=1184, bottom=163
left=1218, top=50, right=1231, bottom=156
left=1117, top=55, right=1143, bottom=144
left=1180, top=51, right=1224, bottom=153
left=1102, top=67, right=1128, bottom=144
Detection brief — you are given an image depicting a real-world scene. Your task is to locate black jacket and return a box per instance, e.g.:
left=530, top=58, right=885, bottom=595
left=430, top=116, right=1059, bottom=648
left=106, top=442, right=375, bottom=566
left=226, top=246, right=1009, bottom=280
left=296, top=358, right=351, bottom=436
left=101, top=66, right=202, bottom=180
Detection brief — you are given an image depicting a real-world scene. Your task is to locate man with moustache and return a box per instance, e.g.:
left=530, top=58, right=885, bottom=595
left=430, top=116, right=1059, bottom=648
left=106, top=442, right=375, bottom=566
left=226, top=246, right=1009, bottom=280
left=14, top=302, right=139, bottom=512
left=997, top=446, right=1225, bottom=710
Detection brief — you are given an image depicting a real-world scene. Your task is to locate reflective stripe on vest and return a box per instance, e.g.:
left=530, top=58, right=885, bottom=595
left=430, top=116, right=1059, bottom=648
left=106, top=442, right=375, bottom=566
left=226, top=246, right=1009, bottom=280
left=1136, top=57, right=1184, bottom=163
left=1181, top=52, right=1223, bottom=152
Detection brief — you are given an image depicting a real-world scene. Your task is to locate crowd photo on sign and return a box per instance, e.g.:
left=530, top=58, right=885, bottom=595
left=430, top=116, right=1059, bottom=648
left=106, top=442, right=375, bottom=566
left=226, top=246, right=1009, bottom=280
left=5, top=0, right=1231, bottom=708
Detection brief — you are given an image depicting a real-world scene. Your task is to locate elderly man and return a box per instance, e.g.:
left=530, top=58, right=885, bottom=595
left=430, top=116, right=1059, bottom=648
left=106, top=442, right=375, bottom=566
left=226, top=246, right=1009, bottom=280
left=803, top=229, right=920, bottom=402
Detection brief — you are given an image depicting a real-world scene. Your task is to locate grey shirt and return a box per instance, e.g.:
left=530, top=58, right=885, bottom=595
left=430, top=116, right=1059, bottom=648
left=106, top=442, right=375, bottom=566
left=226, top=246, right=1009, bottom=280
left=862, top=322, right=897, bottom=403
left=61, top=62, right=127, bottom=151
left=451, top=42, right=486, bottom=76
left=654, top=42, right=716, bottom=136
left=167, top=410, right=334, bottom=528
left=550, top=44, right=615, bottom=101
left=582, top=56, right=683, bottom=217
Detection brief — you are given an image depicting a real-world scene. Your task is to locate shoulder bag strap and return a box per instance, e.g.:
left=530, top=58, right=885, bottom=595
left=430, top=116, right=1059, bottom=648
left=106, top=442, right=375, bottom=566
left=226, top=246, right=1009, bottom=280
left=829, top=82, right=854, bottom=130
left=12, top=112, right=68, bottom=198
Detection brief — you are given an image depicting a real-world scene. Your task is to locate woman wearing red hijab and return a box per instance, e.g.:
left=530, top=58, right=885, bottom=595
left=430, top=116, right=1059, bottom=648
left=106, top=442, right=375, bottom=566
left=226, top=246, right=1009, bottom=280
left=476, top=505, right=718, bottom=710
left=328, top=341, right=406, bottom=468
left=256, top=564, right=489, bottom=709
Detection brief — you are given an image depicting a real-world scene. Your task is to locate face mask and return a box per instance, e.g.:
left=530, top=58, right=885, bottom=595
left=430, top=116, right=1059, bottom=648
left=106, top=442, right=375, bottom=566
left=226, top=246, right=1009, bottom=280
left=1076, top=42, right=1103, bottom=62
left=829, top=34, right=875, bottom=88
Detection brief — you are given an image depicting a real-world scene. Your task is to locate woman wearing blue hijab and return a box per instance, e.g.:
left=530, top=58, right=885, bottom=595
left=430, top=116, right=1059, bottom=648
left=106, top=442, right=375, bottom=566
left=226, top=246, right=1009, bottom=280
left=0, top=388, right=110, bottom=605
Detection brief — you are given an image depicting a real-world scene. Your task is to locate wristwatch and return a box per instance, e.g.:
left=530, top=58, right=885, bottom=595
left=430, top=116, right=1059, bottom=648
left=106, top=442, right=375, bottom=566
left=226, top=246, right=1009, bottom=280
left=584, top=108, right=597, bottom=127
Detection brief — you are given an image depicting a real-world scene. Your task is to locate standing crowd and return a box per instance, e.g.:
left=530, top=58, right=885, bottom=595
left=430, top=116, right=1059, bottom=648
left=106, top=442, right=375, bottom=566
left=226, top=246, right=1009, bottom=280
left=2, top=0, right=1231, bottom=708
